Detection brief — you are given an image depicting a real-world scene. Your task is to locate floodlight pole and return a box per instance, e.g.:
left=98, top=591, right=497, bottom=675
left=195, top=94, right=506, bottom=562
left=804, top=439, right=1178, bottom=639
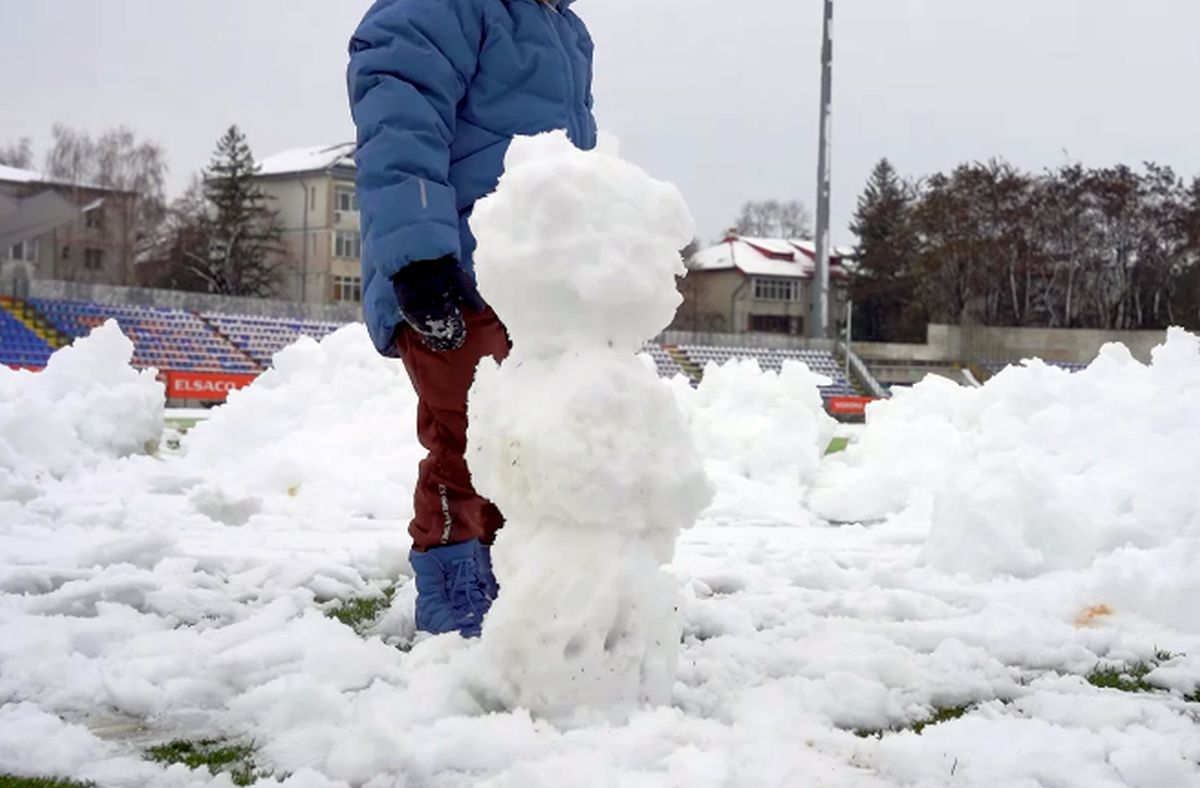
left=810, top=0, right=834, bottom=339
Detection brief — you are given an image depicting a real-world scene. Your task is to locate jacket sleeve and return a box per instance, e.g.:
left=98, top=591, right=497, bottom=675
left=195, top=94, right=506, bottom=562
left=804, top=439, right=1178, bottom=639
left=347, top=0, right=483, bottom=280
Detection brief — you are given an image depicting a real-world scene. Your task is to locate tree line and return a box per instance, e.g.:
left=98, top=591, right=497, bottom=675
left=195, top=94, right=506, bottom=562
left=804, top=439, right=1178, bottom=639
left=851, top=158, right=1200, bottom=342
left=1, top=125, right=285, bottom=298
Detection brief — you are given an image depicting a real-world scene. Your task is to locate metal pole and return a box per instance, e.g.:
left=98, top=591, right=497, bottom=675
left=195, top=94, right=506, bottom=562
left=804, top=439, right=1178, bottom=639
left=299, top=178, right=311, bottom=303
left=811, top=0, right=834, bottom=339
left=844, top=299, right=853, bottom=379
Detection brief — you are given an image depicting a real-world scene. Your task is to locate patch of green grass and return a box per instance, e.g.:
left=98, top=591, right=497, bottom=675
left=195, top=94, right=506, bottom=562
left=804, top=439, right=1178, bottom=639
left=163, top=417, right=203, bottom=432
left=1081, top=650, right=1189, bottom=696
left=0, top=778, right=94, bottom=788
left=1086, top=660, right=1161, bottom=694
left=325, top=586, right=396, bottom=634
left=853, top=702, right=978, bottom=739
left=911, top=703, right=975, bottom=734
left=825, top=437, right=851, bottom=455
left=144, top=738, right=264, bottom=786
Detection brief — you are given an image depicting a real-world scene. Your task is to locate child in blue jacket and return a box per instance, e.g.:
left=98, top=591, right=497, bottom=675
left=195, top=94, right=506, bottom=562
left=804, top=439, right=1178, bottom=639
left=347, top=0, right=597, bottom=637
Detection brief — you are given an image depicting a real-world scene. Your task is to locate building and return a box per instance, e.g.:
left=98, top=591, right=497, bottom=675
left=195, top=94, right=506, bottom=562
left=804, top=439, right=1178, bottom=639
left=0, top=164, right=132, bottom=295
left=252, top=144, right=362, bottom=305
left=677, top=234, right=851, bottom=336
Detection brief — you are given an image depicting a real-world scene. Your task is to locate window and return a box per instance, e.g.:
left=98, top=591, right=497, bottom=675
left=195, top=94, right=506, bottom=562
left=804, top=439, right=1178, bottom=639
left=6, top=240, right=38, bottom=263
left=334, top=230, right=361, bottom=259
left=85, top=206, right=105, bottom=229
left=333, top=275, right=363, bottom=303
left=62, top=245, right=71, bottom=260
left=753, top=277, right=798, bottom=302
left=749, top=314, right=796, bottom=334
left=84, top=248, right=104, bottom=271
left=310, top=186, right=317, bottom=207
left=335, top=186, right=358, bottom=213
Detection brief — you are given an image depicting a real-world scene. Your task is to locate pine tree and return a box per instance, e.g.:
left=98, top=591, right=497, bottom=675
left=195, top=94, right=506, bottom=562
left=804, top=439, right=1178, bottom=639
left=188, top=125, right=285, bottom=297
left=849, top=159, right=923, bottom=341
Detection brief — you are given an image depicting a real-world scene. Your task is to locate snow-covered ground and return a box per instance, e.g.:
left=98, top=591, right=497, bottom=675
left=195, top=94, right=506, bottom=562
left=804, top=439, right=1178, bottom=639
left=2, top=319, right=1198, bottom=787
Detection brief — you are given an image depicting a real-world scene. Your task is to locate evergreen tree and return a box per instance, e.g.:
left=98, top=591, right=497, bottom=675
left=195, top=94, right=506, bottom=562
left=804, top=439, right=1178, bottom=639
left=849, top=159, right=923, bottom=341
left=188, top=125, right=285, bottom=297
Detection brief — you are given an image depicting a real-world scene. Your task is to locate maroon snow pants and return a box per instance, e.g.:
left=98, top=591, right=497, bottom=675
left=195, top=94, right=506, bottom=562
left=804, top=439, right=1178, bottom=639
left=396, top=307, right=510, bottom=552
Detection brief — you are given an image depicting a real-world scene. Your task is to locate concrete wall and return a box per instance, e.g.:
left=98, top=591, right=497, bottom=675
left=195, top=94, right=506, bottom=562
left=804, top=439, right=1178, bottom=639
left=955, top=324, right=1168, bottom=364
left=854, top=323, right=1170, bottom=365
left=30, top=279, right=363, bottom=323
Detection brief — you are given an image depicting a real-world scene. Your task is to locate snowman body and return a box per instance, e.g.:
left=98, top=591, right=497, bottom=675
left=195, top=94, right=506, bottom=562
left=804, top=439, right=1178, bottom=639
left=467, top=132, right=712, bottom=716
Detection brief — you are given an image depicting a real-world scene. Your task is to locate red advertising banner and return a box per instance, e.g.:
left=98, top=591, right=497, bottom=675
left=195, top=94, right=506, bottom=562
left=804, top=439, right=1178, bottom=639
left=826, top=396, right=878, bottom=416
left=166, top=370, right=258, bottom=401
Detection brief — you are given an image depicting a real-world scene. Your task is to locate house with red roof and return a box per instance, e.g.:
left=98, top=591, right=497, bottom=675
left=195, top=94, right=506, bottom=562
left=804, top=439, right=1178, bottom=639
left=677, top=234, right=851, bottom=336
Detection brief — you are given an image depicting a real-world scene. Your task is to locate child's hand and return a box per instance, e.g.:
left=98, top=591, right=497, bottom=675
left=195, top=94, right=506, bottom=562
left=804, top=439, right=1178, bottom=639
left=392, top=256, right=486, bottom=351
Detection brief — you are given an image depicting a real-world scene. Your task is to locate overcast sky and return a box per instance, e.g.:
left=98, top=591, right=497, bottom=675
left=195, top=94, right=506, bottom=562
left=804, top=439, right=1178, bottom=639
left=3, top=0, right=1199, bottom=246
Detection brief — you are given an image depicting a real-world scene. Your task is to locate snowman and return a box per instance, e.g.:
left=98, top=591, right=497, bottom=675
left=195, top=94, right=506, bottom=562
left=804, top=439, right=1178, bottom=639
left=466, top=131, right=713, bottom=717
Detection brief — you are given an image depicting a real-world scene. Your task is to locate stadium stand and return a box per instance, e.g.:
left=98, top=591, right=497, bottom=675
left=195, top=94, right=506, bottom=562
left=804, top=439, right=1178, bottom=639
left=676, top=344, right=860, bottom=397
left=0, top=297, right=54, bottom=368
left=30, top=299, right=259, bottom=373
left=1, top=295, right=870, bottom=406
left=202, top=312, right=343, bottom=367
left=640, top=343, right=686, bottom=379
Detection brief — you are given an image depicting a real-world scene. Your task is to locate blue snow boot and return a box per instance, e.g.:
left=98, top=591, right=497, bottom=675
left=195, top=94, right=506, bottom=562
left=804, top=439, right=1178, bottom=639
left=479, top=543, right=500, bottom=600
left=410, top=539, right=493, bottom=638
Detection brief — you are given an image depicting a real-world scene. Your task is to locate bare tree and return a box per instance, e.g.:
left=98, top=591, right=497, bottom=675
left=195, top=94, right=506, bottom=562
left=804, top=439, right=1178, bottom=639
left=43, top=124, right=168, bottom=284
left=141, top=177, right=211, bottom=291
left=95, top=128, right=168, bottom=280
left=733, top=199, right=813, bottom=239
left=0, top=138, right=34, bottom=169
left=893, top=158, right=1199, bottom=332
left=43, top=125, right=94, bottom=186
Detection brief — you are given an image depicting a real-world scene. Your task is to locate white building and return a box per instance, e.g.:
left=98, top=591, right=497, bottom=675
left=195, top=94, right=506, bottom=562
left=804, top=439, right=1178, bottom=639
left=253, top=144, right=362, bottom=305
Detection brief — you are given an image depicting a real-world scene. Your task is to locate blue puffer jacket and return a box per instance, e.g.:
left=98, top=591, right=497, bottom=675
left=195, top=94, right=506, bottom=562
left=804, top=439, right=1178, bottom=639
left=348, top=0, right=598, bottom=355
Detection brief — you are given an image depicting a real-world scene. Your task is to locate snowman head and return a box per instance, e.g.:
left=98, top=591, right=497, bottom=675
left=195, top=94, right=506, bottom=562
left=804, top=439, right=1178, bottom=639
left=470, top=131, right=695, bottom=355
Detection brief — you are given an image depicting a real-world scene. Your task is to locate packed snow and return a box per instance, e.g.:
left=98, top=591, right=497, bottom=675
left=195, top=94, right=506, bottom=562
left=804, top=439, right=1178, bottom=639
left=2, top=142, right=1199, bottom=785
left=0, top=320, right=162, bottom=496
left=468, top=132, right=712, bottom=716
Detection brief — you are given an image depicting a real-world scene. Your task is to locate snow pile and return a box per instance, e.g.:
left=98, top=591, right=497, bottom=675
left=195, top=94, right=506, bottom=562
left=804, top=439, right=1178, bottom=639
left=180, top=324, right=422, bottom=524
left=810, top=328, right=1200, bottom=580
left=0, top=320, right=162, bottom=488
left=1, top=315, right=1198, bottom=783
left=669, top=358, right=838, bottom=522
left=469, top=131, right=713, bottom=716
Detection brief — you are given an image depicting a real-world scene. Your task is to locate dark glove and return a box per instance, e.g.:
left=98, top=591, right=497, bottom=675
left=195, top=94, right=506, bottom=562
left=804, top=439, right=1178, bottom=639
left=392, top=256, right=485, bottom=352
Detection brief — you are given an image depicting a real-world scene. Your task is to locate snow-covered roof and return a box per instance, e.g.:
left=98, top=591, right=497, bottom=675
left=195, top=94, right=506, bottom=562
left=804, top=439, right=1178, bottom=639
left=0, top=164, right=49, bottom=185
left=0, top=164, right=118, bottom=192
left=689, top=235, right=851, bottom=279
left=257, top=143, right=356, bottom=178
